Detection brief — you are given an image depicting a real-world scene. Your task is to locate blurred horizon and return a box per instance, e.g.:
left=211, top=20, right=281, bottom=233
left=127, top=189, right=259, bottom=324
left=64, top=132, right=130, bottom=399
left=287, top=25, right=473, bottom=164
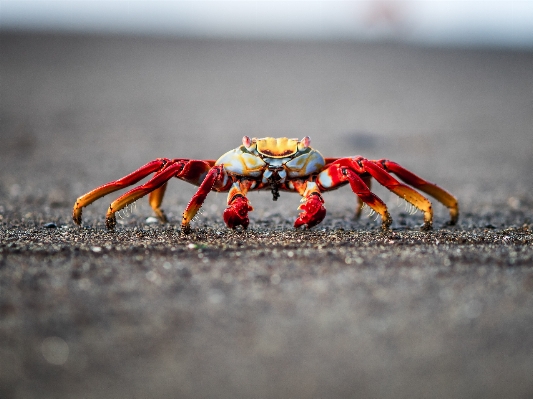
left=1, top=0, right=533, bottom=49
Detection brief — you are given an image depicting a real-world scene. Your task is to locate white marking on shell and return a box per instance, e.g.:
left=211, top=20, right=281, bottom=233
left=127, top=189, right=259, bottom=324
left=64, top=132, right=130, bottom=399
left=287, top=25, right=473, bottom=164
left=286, top=150, right=325, bottom=178
left=215, top=149, right=266, bottom=177
left=317, top=169, right=334, bottom=188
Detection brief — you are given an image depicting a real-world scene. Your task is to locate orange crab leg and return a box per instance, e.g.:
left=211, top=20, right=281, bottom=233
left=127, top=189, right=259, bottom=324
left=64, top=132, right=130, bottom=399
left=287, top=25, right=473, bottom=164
left=354, top=158, right=434, bottom=230
left=73, top=159, right=170, bottom=225
left=74, top=158, right=215, bottom=228
left=181, top=165, right=225, bottom=232
left=377, top=159, right=459, bottom=225
left=317, top=163, right=392, bottom=230
left=105, top=161, right=192, bottom=229
left=148, top=182, right=169, bottom=222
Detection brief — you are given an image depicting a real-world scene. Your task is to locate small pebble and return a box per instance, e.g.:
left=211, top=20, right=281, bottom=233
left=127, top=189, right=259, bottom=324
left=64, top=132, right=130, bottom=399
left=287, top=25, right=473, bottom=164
left=43, top=222, right=57, bottom=229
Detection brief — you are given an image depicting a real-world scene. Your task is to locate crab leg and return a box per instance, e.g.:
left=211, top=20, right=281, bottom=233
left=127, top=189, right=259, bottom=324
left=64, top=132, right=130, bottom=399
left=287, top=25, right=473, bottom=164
left=105, top=161, right=190, bottom=229
left=353, top=158, right=434, bottom=230
left=181, top=165, right=225, bottom=232
left=355, top=175, right=372, bottom=219
left=73, top=158, right=215, bottom=228
left=317, top=163, right=392, bottom=230
left=223, top=180, right=255, bottom=229
left=73, top=158, right=170, bottom=225
left=148, top=182, right=169, bottom=223
left=377, top=159, right=459, bottom=225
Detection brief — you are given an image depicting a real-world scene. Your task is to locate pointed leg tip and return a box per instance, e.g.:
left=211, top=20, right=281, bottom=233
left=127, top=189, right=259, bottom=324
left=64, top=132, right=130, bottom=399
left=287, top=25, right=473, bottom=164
left=445, top=213, right=458, bottom=226
left=380, top=211, right=392, bottom=231
left=448, top=211, right=459, bottom=226
left=105, top=215, right=117, bottom=230
left=420, top=221, right=433, bottom=231
left=445, top=220, right=457, bottom=227
left=381, top=221, right=392, bottom=232
left=157, top=210, right=168, bottom=223
left=72, top=208, right=82, bottom=225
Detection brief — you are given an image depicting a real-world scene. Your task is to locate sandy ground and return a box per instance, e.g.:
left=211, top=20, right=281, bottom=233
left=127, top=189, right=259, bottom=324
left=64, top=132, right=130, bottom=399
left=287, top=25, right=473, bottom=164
left=1, top=32, right=533, bottom=398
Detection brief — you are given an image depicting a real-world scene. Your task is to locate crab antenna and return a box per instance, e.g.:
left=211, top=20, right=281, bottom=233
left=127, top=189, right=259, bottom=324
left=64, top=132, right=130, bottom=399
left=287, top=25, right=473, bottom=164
left=300, top=136, right=311, bottom=148
left=242, top=136, right=253, bottom=148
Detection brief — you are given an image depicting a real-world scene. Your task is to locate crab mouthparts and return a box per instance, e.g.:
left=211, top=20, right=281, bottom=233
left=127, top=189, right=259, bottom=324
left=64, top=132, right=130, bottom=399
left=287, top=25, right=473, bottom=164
left=270, top=181, right=280, bottom=201
left=264, top=168, right=285, bottom=201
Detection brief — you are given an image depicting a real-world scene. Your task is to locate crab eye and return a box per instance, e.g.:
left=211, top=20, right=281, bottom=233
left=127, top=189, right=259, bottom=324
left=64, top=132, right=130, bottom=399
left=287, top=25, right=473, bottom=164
left=242, top=136, right=252, bottom=148
left=299, top=136, right=311, bottom=149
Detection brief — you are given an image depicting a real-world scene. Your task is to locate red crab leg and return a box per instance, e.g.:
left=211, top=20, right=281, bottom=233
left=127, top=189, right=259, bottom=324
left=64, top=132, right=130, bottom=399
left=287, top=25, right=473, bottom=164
left=181, top=165, right=225, bottom=233
left=377, top=159, right=459, bottom=225
left=223, top=180, right=255, bottom=229
left=354, top=158, right=434, bottom=230
left=105, top=161, right=196, bottom=229
left=317, top=163, right=392, bottom=230
left=355, top=175, right=372, bottom=219
left=73, top=159, right=170, bottom=225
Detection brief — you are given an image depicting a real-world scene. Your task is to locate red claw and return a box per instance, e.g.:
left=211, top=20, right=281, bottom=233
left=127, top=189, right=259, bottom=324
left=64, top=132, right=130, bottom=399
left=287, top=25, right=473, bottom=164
left=223, top=196, right=253, bottom=229
left=294, top=194, right=326, bottom=229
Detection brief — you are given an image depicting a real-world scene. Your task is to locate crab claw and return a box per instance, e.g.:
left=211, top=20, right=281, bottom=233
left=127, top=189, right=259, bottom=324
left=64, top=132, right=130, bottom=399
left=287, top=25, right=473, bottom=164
left=223, top=196, right=253, bottom=229
left=294, top=194, right=326, bottom=229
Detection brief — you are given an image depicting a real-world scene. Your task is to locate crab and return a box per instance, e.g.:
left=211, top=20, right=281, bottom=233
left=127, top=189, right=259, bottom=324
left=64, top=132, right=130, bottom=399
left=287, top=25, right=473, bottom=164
left=72, top=136, right=458, bottom=232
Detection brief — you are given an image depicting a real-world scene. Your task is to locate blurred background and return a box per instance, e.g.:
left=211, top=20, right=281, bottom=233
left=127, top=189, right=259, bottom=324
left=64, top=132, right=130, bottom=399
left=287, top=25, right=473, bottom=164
left=2, top=0, right=533, bottom=47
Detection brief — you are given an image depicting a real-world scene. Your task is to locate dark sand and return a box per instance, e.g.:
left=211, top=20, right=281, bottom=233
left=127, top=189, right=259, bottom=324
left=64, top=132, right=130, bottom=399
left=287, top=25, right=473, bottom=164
left=1, top=33, right=532, bottom=398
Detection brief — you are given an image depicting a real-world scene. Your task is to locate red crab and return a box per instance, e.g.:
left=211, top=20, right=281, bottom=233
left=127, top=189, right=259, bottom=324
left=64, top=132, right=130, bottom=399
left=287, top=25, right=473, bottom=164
left=73, top=136, right=458, bottom=232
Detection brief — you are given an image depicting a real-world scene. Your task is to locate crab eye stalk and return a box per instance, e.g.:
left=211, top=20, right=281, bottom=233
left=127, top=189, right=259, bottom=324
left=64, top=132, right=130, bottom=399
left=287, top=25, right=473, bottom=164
left=242, top=136, right=253, bottom=148
left=299, top=136, right=311, bottom=150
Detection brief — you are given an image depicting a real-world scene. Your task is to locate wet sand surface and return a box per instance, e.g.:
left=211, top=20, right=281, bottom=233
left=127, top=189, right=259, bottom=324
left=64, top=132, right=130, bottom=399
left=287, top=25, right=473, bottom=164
left=1, top=33, right=533, bottom=398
